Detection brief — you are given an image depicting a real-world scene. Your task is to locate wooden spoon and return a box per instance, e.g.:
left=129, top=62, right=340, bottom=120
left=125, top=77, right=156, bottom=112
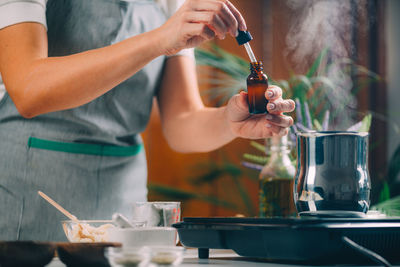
left=38, top=191, right=78, bottom=222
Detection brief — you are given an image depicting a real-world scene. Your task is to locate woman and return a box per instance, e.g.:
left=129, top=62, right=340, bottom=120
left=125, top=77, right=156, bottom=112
left=0, top=0, right=295, bottom=241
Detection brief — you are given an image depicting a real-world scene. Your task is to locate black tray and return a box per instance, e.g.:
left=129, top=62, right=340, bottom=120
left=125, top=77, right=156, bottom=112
left=173, top=217, right=400, bottom=264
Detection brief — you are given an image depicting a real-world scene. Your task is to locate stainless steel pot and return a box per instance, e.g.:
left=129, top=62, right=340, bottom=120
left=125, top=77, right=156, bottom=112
left=294, top=131, right=371, bottom=217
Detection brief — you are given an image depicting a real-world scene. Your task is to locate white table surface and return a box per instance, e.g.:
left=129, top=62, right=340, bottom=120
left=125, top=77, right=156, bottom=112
left=46, top=248, right=400, bottom=267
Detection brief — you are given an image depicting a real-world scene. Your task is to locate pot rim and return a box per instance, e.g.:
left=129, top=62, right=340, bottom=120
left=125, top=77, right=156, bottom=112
left=296, top=131, right=369, bottom=137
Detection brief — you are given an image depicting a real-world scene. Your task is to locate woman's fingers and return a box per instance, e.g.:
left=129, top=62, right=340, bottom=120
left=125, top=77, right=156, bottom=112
left=184, top=23, right=215, bottom=47
left=266, top=114, right=294, bottom=128
left=267, top=99, right=296, bottom=114
left=224, top=0, right=247, bottom=31
left=264, top=85, right=295, bottom=115
left=265, top=122, right=289, bottom=136
left=161, top=0, right=248, bottom=54
left=265, top=85, right=282, bottom=101
left=191, top=0, right=244, bottom=37
left=218, top=2, right=239, bottom=36
left=204, top=0, right=239, bottom=37
left=185, top=11, right=227, bottom=39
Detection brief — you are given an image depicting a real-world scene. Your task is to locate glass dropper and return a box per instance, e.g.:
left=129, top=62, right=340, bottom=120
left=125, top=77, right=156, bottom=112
left=235, top=30, right=257, bottom=63
left=244, top=42, right=257, bottom=63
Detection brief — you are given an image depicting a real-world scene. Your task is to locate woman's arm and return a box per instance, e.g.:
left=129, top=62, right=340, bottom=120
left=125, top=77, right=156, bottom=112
left=157, top=55, right=233, bottom=153
left=0, top=0, right=246, bottom=118
left=0, top=22, right=165, bottom=118
left=157, top=56, right=295, bottom=153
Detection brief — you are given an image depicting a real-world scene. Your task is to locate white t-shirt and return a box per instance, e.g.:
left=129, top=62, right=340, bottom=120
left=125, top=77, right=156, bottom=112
left=0, top=0, right=192, bottom=100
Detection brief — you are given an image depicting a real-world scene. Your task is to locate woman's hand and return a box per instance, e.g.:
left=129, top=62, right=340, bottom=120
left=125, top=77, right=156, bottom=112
left=158, top=0, right=247, bottom=55
left=226, top=86, right=295, bottom=139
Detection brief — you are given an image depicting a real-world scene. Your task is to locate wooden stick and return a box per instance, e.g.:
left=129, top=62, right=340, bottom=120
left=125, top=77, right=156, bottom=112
left=38, top=191, right=78, bottom=222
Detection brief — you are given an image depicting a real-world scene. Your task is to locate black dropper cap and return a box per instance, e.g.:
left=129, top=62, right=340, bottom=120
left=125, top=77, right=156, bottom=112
left=235, top=30, right=253, bottom=45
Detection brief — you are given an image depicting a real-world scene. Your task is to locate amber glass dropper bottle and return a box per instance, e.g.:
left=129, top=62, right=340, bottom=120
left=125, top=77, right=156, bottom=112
left=236, top=31, right=269, bottom=114
left=247, top=61, right=269, bottom=114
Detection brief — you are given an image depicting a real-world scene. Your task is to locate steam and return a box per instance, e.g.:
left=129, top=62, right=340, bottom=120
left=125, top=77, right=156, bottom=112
left=285, top=0, right=368, bottom=129
left=286, top=0, right=358, bottom=64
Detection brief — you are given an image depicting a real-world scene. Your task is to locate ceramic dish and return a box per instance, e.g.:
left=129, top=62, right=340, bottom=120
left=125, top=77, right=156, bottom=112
left=0, top=241, right=56, bottom=267
left=108, top=227, right=177, bottom=247
left=57, top=242, right=121, bottom=267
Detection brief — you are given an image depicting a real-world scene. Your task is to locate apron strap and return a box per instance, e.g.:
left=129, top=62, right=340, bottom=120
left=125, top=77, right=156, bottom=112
left=28, top=137, right=142, bottom=157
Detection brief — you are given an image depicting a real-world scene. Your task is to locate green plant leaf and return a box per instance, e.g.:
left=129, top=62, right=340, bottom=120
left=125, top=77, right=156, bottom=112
left=188, top=169, right=225, bottom=186
left=195, top=46, right=248, bottom=79
left=250, top=141, right=266, bottom=153
left=348, top=61, right=381, bottom=81
left=148, top=183, right=198, bottom=200
left=188, top=163, right=242, bottom=186
left=290, top=75, right=313, bottom=92
left=243, top=153, right=268, bottom=164
left=378, top=181, right=391, bottom=203
left=148, top=183, right=237, bottom=210
left=222, top=163, right=242, bottom=176
left=359, top=114, right=372, bottom=132
left=313, top=119, right=322, bottom=131
left=309, top=76, right=336, bottom=113
left=387, top=144, right=400, bottom=187
left=371, top=195, right=400, bottom=217
left=306, top=48, right=329, bottom=78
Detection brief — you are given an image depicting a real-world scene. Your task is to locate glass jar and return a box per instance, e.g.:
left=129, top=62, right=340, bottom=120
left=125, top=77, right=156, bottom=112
left=259, top=135, right=297, bottom=217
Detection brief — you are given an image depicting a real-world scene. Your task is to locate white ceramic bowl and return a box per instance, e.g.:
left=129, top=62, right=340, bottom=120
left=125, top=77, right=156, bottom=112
left=108, top=227, right=177, bottom=247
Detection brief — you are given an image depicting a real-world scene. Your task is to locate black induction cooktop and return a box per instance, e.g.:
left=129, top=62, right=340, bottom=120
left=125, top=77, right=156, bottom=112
left=173, top=217, right=400, bottom=265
